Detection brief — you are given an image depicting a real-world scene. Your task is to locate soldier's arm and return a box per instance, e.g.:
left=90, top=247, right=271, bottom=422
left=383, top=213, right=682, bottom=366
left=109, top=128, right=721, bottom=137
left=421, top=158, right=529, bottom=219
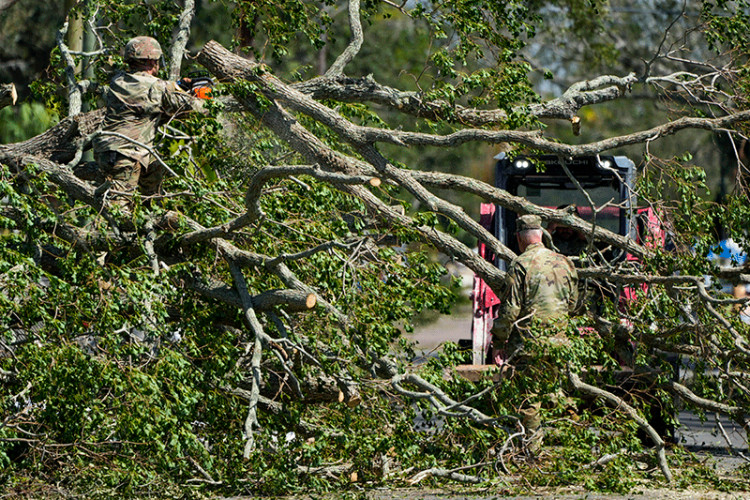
left=567, top=264, right=579, bottom=312
left=159, top=80, right=205, bottom=115
left=491, top=266, right=523, bottom=343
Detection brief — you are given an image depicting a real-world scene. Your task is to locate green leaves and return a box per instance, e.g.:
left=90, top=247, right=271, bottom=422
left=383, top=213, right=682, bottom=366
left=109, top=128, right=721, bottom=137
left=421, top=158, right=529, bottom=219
left=232, top=0, right=332, bottom=61
left=703, top=0, right=750, bottom=54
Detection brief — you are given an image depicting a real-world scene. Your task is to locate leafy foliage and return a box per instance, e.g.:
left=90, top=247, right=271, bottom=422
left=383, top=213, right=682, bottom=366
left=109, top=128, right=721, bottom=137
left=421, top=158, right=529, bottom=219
left=1, top=0, right=750, bottom=497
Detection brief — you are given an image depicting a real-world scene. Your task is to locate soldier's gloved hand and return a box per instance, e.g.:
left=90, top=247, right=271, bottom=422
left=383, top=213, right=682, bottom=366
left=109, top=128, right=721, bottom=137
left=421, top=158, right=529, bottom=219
left=177, top=77, right=192, bottom=92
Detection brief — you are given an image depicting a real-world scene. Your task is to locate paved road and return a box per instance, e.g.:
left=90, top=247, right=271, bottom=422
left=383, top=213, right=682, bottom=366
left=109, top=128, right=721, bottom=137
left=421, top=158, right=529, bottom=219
left=676, top=410, right=748, bottom=452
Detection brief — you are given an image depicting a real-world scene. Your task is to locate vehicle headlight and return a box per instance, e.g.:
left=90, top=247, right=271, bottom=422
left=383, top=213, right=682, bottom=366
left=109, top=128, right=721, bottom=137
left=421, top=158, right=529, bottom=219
left=514, top=159, right=532, bottom=170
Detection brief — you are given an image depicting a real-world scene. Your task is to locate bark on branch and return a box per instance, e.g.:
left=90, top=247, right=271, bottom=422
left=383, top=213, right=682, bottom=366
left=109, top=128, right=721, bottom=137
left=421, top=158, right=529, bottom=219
left=227, top=261, right=264, bottom=458
left=187, top=279, right=317, bottom=312
left=325, top=0, right=363, bottom=77
left=168, top=0, right=196, bottom=80
left=293, top=73, right=638, bottom=126
left=0, top=109, right=104, bottom=163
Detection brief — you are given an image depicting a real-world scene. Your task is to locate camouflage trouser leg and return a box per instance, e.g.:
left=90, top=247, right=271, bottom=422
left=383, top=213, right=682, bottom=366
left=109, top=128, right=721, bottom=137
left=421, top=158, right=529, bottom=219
left=96, top=151, right=142, bottom=198
left=510, top=342, right=559, bottom=458
left=519, top=401, right=543, bottom=456
left=138, top=161, right=164, bottom=197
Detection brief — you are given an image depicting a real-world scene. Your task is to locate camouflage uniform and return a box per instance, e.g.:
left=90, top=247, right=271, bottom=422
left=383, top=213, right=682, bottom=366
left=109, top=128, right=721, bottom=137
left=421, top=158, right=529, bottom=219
left=492, top=219, right=578, bottom=351
left=492, top=214, right=578, bottom=456
left=93, top=37, right=197, bottom=198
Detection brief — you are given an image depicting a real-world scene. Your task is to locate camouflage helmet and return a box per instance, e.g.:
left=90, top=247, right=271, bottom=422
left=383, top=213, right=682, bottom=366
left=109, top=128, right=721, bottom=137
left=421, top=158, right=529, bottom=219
left=124, top=36, right=163, bottom=62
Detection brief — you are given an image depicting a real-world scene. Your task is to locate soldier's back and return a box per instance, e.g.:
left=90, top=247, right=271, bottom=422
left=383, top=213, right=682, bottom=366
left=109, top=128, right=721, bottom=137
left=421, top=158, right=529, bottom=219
left=93, top=71, right=170, bottom=162
left=515, top=243, right=577, bottom=322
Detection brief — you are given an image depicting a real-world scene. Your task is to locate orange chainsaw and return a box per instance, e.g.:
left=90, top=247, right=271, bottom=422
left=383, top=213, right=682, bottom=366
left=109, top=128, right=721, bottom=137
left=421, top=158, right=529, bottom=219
left=177, top=76, right=214, bottom=99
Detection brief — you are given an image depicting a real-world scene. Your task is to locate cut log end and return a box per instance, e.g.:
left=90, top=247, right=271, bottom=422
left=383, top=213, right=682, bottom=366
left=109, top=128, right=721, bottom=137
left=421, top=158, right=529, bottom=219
left=0, top=83, right=17, bottom=110
left=305, top=293, right=317, bottom=309
left=369, top=177, right=382, bottom=187
left=571, top=115, right=581, bottom=136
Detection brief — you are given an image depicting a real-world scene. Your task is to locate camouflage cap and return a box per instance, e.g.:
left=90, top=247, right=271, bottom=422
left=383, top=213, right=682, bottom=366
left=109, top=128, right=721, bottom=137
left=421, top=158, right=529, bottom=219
left=516, top=214, right=543, bottom=232
left=124, top=36, right=163, bottom=62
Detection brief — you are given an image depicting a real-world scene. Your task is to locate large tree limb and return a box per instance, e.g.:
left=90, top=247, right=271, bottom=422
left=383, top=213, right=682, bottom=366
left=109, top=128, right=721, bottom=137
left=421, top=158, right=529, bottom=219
left=197, top=41, right=516, bottom=262
left=293, top=73, right=638, bottom=126
left=531, top=74, right=638, bottom=121
left=292, top=71, right=747, bottom=156
left=196, top=41, right=508, bottom=293
left=187, top=280, right=317, bottom=312
left=0, top=151, right=100, bottom=206
left=224, top=46, right=750, bottom=156
left=0, top=109, right=104, bottom=163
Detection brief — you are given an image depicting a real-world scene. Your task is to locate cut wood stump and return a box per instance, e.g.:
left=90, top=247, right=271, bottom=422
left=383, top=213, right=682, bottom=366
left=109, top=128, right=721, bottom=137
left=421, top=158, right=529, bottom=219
left=0, top=83, right=17, bottom=110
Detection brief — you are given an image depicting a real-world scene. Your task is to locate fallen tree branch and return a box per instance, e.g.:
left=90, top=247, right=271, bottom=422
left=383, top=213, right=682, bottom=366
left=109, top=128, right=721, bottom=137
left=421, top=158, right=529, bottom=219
left=661, top=377, right=748, bottom=429
left=408, top=467, right=485, bottom=485
left=203, top=41, right=750, bottom=157
left=197, top=41, right=508, bottom=294
left=568, top=369, right=673, bottom=483
left=582, top=451, right=625, bottom=470
left=391, top=373, right=514, bottom=427
left=0, top=109, right=104, bottom=163
left=227, top=260, right=265, bottom=458
left=186, top=278, right=317, bottom=313
left=297, top=462, right=352, bottom=476
left=293, top=72, right=638, bottom=126
left=185, top=455, right=222, bottom=485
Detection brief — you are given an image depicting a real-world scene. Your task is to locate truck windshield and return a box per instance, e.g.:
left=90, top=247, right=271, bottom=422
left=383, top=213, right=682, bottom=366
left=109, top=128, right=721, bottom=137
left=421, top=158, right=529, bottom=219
left=516, top=184, right=623, bottom=234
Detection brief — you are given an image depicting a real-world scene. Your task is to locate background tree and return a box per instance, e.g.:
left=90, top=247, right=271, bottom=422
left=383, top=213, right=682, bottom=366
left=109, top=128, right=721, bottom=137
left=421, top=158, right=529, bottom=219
left=0, top=0, right=749, bottom=496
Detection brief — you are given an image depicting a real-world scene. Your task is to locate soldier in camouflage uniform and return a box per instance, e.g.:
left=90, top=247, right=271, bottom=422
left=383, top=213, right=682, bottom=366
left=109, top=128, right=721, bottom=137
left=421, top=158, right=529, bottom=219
left=491, top=214, right=578, bottom=456
left=93, top=36, right=200, bottom=201
left=492, top=214, right=578, bottom=357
